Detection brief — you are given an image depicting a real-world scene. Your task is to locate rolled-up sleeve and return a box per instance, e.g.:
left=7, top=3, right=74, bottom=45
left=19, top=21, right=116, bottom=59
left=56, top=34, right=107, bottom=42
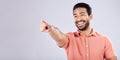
left=104, top=37, right=116, bottom=59
left=62, top=33, right=71, bottom=49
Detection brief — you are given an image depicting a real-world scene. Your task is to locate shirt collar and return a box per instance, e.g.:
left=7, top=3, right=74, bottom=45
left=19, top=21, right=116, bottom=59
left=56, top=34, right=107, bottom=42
left=76, top=29, right=97, bottom=37
left=88, top=29, right=97, bottom=36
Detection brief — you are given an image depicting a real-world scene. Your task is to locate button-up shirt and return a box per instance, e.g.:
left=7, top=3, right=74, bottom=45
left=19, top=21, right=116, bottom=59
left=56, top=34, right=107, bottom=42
left=62, top=30, right=116, bottom=60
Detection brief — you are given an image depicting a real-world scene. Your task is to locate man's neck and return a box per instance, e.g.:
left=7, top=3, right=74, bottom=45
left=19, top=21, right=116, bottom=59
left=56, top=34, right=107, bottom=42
left=78, top=26, right=92, bottom=36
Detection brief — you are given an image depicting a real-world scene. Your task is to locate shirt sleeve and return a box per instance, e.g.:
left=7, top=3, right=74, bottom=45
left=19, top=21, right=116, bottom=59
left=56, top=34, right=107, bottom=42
left=104, top=37, right=116, bottom=59
left=62, top=32, right=71, bottom=49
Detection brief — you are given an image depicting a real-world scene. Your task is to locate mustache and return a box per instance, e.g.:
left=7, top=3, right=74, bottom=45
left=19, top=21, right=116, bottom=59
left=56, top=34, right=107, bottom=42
left=75, top=20, right=86, bottom=24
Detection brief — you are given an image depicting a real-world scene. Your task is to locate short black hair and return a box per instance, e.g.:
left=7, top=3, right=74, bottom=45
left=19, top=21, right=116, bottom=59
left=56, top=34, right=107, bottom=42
left=73, top=2, right=92, bottom=15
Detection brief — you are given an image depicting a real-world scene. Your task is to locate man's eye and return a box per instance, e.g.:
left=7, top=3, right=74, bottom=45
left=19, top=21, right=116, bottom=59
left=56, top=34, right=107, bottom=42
left=80, top=14, right=86, bottom=16
left=74, top=16, right=77, bottom=17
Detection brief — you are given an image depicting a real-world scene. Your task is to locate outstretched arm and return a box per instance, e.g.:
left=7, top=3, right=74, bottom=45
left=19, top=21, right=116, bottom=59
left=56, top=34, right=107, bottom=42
left=40, top=20, right=67, bottom=47
left=106, top=56, right=117, bottom=60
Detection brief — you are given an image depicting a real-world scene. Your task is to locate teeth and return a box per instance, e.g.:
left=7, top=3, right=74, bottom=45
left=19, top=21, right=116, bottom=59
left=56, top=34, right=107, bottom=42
left=78, top=21, right=84, bottom=25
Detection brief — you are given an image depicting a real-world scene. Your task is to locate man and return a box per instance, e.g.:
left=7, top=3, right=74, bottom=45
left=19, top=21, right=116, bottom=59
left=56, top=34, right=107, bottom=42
left=40, top=2, right=117, bottom=60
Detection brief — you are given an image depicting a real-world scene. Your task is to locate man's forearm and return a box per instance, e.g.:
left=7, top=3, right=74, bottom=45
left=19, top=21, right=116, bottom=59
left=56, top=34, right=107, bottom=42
left=48, top=25, right=66, bottom=47
left=106, top=56, right=117, bottom=60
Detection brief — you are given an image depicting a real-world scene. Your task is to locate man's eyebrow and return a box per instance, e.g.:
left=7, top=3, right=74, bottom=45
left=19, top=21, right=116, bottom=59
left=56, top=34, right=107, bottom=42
left=79, top=12, right=85, bottom=14
left=73, top=12, right=86, bottom=15
left=73, top=13, right=77, bottom=15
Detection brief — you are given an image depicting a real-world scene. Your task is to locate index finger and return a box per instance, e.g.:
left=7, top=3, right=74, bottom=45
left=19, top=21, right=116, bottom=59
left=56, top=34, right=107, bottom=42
left=42, top=20, right=49, bottom=26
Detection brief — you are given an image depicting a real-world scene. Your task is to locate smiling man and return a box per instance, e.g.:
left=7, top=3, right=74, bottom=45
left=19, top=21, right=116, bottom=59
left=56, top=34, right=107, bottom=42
left=40, top=2, right=117, bottom=60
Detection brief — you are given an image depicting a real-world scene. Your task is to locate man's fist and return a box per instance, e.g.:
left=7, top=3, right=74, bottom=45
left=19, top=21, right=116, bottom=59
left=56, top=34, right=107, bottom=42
left=40, top=20, right=51, bottom=32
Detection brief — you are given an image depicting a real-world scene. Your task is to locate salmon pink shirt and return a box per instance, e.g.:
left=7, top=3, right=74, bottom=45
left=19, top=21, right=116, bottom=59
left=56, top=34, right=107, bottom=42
left=62, top=30, right=116, bottom=60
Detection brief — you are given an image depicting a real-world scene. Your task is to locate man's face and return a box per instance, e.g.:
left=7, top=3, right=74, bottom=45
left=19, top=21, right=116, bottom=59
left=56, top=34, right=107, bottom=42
left=73, top=7, right=92, bottom=31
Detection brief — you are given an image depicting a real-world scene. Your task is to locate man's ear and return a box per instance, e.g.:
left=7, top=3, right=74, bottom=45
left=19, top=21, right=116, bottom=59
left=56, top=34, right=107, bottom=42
left=89, top=14, right=93, bottom=20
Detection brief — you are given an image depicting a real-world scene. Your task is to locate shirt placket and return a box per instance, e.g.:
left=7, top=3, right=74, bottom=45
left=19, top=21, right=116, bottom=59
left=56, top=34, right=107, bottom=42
left=85, top=37, right=89, bottom=60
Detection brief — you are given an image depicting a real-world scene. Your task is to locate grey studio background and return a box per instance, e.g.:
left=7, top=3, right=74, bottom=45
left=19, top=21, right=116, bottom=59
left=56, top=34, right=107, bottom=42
left=0, top=0, right=120, bottom=60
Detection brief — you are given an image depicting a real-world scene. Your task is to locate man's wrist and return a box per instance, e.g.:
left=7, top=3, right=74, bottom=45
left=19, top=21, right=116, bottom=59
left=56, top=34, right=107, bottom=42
left=48, top=25, right=59, bottom=33
left=48, top=25, right=54, bottom=32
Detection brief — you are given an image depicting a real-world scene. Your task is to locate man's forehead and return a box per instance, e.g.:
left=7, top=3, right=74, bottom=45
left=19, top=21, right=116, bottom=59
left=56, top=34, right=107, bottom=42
left=74, top=7, right=87, bottom=11
left=73, top=8, right=87, bottom=13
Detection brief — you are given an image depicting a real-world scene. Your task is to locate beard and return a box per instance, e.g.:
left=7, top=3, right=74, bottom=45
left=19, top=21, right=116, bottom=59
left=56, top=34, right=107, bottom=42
left=75, top=20, right=89, bottom=31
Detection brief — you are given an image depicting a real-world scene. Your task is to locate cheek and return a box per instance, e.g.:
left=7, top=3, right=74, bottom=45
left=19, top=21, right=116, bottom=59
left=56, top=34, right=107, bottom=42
left=74, top=18, right=78, bottom=22
left=74, top=20, right=76, bottom=24
left=84, top=16, right=90, bottom=21
left=83, top=16, right=89, bottom=19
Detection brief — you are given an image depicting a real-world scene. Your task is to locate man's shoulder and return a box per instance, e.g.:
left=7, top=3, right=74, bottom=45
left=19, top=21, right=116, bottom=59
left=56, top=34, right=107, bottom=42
left=94, top=31, right=110, bottom=40
left=66, top=31, right=76, bottom=34
left=65, top=31, right=78, bottom=37
left=67, top=31, right=81, bottom=34
left=94, top=31, right=106, bottom=37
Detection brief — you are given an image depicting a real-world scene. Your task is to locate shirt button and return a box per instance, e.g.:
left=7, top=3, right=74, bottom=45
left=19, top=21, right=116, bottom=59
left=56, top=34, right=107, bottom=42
left=86, top=45, right=88, bottom=48
left=86, top=53, right=88, bottom=56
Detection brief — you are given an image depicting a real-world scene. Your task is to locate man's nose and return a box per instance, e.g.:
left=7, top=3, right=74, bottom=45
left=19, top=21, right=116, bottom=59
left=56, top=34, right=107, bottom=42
left=76, top=16, right=82, bottom=21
